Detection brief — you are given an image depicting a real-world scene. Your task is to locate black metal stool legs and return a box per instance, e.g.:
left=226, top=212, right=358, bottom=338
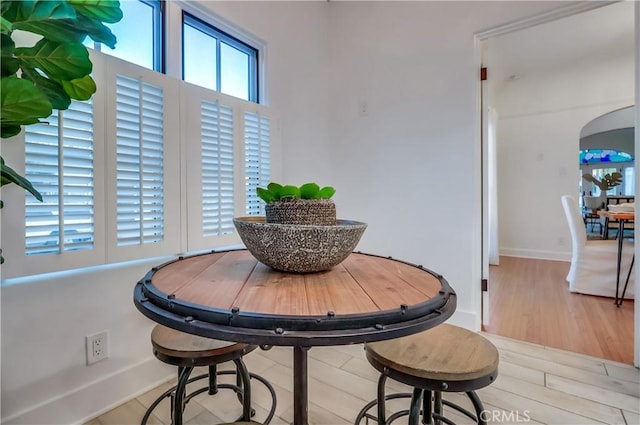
left=466, top=391, right=487, bottom=425
left=173, top=366, right=193, bottom=425
left=232, top=357, right=253, bottom=422
left=141, top=360, right=277, bottom=425
left=354, top=386, right=488, bottom=425
left=408, top=388, right=423, bottom=425
left=377, top=374, right=387, bottom=425
left=422, top=390, right=432, bottom=425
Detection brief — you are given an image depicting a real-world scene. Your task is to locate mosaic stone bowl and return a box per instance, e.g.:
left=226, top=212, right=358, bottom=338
left=233, top=216, right=367, bottom=273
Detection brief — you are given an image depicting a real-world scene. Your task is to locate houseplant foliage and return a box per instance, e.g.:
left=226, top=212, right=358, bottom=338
left=582, top=172, right=623, bottom=209
left=582, top=172, right=622, bottom=193
left=257, top=182, right=338, bottom=226
left=256, top=182, right=336, bottom=204
left=0, top=0, right=123, bottom=200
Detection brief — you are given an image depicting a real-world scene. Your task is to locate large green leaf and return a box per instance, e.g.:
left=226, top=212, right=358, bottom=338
left=300, top=182, right=320, bottom=199
left=0, top=76, right=52, bottom=125
left=1, top=156, right=43, bottom=201
left=15, top=38, right=92, bottom=80
left=0, top=34, right=19, bottom=77
left=22, top=68, right=71, bottom=109
left=267, top=182, right=283, bottom=200
left=76, top=14, right=116, bottom=48
left=0, top=16, right=12, bottom=33
left=69, top=0, right=122, bottom=24
left=319, top=186, right=336, bottom=199
left=280, top=185, right=300, bottom=199
left=13, top=19, right=88, bottom=44
left=256, top=187, right=275, bottom=204
left=61, top=74, right=95, bottom=100
left=19, top=15, right=118, bottom=48
left=0, top=1, right=20, bottom=23
left=11, top=1, right=77, bottom=23
left=1, top=124, right=22, bottom=138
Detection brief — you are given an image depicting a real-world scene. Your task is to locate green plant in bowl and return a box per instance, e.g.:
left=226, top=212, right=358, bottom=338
left=257, top=182, right=336, bottom=203
left=256, top=182, right=337, bottom=226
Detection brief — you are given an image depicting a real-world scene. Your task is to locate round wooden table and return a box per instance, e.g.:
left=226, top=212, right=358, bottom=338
left=134, top=250, right=456, bottom=425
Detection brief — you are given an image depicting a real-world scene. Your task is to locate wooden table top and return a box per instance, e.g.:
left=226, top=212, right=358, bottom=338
left=598, top=210, right=635, bottom=220
left=134, top=250, right=456, bottom=346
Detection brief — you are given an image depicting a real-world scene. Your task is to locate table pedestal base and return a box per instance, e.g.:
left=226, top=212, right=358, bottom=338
left=293, top=346, right=309, bottom=425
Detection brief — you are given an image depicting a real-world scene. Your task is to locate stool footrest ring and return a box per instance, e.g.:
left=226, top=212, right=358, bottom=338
left=141, top=369, right=277, bottom=425
left=354, top=391, right=485, bottom=425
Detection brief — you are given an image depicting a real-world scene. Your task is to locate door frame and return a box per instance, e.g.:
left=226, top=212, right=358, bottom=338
left=472, top=1, right=640, bottom=366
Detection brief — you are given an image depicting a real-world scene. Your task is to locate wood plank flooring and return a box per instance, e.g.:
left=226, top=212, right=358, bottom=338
left=87, top=338, right=639, bottom=425
left=485, top=256, right=634, bottom=364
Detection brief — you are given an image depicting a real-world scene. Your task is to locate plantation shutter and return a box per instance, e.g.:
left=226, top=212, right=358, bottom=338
left=24, top=100, right=95, bottom=255
left=115, top=75, right=165, bottom=246
left=244, top=111, right=270, bottom=216
left=201, top=100, right=235, bottom=236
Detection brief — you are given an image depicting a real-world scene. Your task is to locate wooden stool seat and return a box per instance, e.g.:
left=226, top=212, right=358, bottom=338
left=142, top=325, right=276, bottom=425
left=365, top=324, right=499, bottom=388
left=151, top=325, right=256, bottom=366
left=356, top=324, right=499, bottom=425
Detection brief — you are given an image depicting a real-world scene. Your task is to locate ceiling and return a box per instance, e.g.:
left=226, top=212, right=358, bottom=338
left=484, top=1, right=635, bottom=82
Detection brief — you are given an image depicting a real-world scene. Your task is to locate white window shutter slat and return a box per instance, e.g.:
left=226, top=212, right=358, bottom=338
left=201, top=100, right=235, bottom=236
left=244, top=111, right=270, bottom=216
left=115, top=75, right=165, bottom=247
left=24, top=100, right=95, bottom=255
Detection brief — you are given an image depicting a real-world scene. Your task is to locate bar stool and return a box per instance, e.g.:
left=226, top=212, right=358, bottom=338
left=142, top=325, right=277, bottom=425
left=355, top=324, right=499, bottom=425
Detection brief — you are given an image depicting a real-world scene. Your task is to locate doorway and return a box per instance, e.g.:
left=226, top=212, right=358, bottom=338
left=477, top=1, right=638, bottom=365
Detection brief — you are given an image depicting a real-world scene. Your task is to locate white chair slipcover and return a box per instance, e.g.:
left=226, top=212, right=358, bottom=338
left=561, top=195, right=635, bottom=299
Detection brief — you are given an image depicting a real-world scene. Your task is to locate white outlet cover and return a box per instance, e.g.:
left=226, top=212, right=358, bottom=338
left=86, top=331, right=108, bottom=365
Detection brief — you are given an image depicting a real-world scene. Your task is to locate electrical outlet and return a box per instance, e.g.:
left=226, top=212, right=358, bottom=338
left=86, top=331, right=108, bottom=365
left=359, top=101, right=369, bottom=117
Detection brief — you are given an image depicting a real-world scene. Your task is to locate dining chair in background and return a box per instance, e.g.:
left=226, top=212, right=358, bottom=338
left=561, top=195, right=635, bottom=299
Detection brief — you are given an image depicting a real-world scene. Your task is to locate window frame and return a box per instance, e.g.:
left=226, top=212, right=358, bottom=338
left=182, top=11, right=259, bottom=103
left=87, top=0, right=165, bottom=72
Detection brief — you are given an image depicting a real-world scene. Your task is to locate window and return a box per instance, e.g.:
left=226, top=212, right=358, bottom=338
left=623, top=167, right=635, bottom=196
left=200, top=100, right=235, bottom=236
left=244, top=111, right=271, bottom=216
left=85, top=0, right=163, bottom=71
left=580, top=149, right=634, bottom=165
left=182, top=13, right=258, bottom=102
left=2, top=7, right=271, bottom=279
left=115, top=75, right=165, bottom=246
left=24, top=101, right=95, bottom=255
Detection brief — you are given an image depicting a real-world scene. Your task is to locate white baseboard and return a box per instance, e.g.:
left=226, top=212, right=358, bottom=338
left=3, top=357, right=174, bottom=425
left=500, top=248, right=571, bottom=262
left=447, top=309, right=479, bottom=331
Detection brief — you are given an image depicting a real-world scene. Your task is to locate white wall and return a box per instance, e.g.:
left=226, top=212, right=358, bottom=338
left=0, top=1, right=584, bottom=423
left=493, top=56, right=634, bottom=260
left=325, top=0, right=559, bottom=325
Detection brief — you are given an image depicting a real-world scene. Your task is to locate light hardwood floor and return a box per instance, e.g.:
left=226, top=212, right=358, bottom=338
left=486, top=256, right=635, bottom=365
left=88, top=337, right=639, bottom=425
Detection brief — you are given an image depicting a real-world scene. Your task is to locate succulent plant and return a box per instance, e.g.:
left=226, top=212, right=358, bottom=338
left=256, top=182, right=336, bottom=204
